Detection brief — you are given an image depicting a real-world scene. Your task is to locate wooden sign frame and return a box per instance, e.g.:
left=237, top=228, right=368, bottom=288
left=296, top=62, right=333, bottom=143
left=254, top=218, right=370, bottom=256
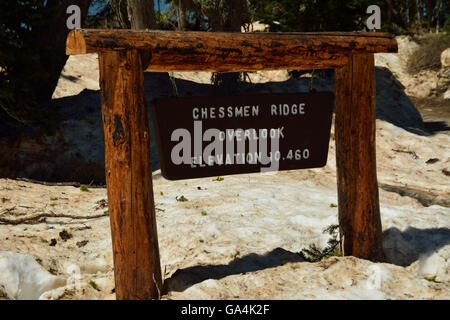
left=66, top=30, right=398, bottom=300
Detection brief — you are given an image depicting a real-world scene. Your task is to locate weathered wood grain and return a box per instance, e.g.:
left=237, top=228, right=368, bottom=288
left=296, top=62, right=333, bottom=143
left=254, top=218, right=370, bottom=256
left=334, top=54, right=384, bottom=262
left=99, top=49, right=162, bottom=299
left=67, top=29, right=397, bottom=71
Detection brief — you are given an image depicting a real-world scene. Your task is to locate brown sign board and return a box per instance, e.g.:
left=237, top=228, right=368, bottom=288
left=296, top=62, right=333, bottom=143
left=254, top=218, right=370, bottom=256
left=150, top=92, right=334, bottom=180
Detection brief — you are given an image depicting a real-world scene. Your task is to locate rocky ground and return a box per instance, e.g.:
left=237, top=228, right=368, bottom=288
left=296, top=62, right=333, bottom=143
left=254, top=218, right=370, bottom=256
left=375, top=36, right=450, bottom=135
left=0, top=35, right=448, bottom=300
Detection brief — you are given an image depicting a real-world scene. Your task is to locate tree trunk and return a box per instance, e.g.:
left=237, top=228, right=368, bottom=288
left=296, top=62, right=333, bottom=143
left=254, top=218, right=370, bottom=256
left=177, top=0, right=189, bottom=30
left=110, top=0, right=157, bottom=30
left=110, top=0, right=156, bottom=68
left=128, top=0, right=157, bottom=29
left=404, top=3, right=410, bottom=27
left=411, top=0, right=420, bottom=27
left=211, top=0, right=249, bottom=93
left=432, top=0, right=442, bottom=32
left=110, top=0, right=132, bottom=28
left=424, top=0, right=436, bottom=30
left=386, top=0, right=399, bottom=24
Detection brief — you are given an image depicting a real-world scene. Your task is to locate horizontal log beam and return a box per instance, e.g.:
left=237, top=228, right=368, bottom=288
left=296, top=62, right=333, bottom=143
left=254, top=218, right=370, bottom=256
left=67, top=29, right=397, bottom=72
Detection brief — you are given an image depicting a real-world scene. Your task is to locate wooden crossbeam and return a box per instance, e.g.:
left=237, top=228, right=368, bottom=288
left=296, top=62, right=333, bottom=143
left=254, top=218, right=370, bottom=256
left=67, top=30, right=397, bottom=71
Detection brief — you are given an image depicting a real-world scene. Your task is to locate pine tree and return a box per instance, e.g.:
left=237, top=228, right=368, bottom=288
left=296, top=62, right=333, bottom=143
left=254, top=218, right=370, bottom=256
left=0, top=0, right=92, bottom=126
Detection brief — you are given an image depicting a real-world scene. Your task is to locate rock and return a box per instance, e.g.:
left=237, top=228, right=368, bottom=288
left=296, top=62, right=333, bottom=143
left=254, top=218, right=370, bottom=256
left=375, top=53, right=402, bottom=76
left=0, top=251, right=66, bottom=299
left=242, top=21, right=269, bottom=32
left=404, top=70, right=439, bottom=98
left=433, top=65, right=450, bottom=97
left=444, top=88, right=450, bottom=100
left=437, top=67, right=450, bottom=83
left=396, top=36, right=420, bottom=57
left=375, top=67, right=426, bottom=133
left=411, top=85, right=433, bottom=98
left=441, top=48, right=450, bottom=68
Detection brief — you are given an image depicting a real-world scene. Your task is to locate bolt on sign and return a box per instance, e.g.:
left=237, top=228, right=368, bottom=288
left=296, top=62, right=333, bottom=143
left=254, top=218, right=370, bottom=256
left=151, top=92, right=334, bottom=180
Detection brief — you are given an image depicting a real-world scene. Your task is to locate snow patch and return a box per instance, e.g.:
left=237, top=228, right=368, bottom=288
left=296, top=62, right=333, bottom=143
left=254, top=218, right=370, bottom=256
left=0, top=251, right=66, bottom=300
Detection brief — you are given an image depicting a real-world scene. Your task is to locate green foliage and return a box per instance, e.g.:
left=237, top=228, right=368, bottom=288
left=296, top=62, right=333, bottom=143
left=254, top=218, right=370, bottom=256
left=157, top=9, right=178, bottom=29
left=80, top=185, right=90, bottom=192
left=89, top=280, right=100, bottom=290
left=0, top=1, right=60, bottom=123
left=249, top=0, right=378, bottom=32
left=250, top=0, right=380, bottom=78
left=424, top=275, right=438, bottom=282
left=444, top=17, right=450, bottom=32
left=406, top=33, right=450, bottom=73
left=176, top=195, right=188, bottom=202
left=299, top=224, right=341, bottom=262
left=164, top=0, right=449, bottom=35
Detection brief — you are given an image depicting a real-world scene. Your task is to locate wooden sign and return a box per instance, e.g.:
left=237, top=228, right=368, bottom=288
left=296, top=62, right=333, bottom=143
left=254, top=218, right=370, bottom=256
left=68, top=30, right=395, bottom=299
left=151, top=92, right=334, bottom=180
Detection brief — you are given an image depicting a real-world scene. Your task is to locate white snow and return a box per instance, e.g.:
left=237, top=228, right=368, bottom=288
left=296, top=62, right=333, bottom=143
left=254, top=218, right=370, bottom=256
left=0, top=34, right=448, bottom=299
left=0, top=251, right=66, bottom=300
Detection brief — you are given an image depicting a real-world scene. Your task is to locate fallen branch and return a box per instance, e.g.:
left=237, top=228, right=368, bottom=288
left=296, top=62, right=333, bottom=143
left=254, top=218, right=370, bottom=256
left=16, top=178, right=106, bottom=188
left=380, top=183, right=450, bottom=208
left=391, top=149, right=419, bottom=159
left=0, top=211, right=109, bottom=225
left=0, top=207, right=16, bottom=215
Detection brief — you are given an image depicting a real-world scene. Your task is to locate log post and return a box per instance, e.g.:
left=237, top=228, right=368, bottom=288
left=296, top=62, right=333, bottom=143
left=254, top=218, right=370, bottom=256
left=98, top=49, right=162, bottom=299
left=334, top=54, right=384, bottom=262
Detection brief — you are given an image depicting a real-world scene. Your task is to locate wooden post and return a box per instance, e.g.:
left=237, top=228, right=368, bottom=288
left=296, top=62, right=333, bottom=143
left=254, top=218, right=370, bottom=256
left=99, top=49, right=162, bottom=299
left=334, top=54, right=384, bottom=262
